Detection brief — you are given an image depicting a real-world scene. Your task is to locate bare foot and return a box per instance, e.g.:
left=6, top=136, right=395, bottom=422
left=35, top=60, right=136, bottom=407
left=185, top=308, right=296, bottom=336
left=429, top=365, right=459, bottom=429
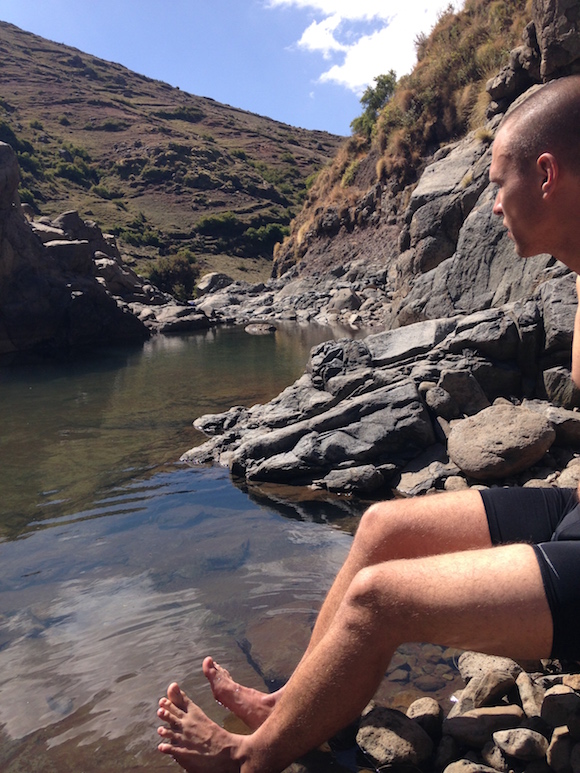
left=202, top=657, right=280, bottom=731
left=157, top=682, right=242, bottom=772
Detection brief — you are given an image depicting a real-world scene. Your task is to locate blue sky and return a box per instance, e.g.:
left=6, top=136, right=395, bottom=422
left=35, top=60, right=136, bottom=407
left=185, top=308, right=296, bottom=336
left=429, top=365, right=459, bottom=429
left=0, top=0, right=463, bottom=136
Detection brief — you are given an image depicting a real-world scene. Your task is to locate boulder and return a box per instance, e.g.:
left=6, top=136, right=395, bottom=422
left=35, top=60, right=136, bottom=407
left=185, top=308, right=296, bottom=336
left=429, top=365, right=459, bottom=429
left=196, top=271, right=234, bottom=296
left=447, top=405, right=556, bottom=480
left=357, top=705, right=433, bottom=767
left=533, top=0, right=580, bottom=78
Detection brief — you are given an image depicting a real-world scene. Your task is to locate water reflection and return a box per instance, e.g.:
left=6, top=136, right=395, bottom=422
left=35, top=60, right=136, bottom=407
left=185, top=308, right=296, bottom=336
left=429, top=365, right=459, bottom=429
left=0, top=466, right=352, bottom=771
left=0, top=323, right=350, bottom=540
left=0, top=324, right=461, bottom=772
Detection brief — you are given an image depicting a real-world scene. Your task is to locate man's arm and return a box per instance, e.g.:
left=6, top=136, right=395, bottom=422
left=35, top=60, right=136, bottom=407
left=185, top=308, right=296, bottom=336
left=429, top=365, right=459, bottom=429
left=572, top=275, right=580, bottom=388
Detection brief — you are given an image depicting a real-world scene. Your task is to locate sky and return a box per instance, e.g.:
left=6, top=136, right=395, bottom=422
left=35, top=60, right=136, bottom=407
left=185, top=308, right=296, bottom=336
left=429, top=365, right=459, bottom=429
left=0, top=0, right=464, bottom=136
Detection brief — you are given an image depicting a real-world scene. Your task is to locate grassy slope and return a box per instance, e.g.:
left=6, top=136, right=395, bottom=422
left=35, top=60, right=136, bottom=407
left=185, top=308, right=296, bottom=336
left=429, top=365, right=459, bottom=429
left=273, top=0, right=532, bottom=274
left=0, top=21, right=342, bottom=283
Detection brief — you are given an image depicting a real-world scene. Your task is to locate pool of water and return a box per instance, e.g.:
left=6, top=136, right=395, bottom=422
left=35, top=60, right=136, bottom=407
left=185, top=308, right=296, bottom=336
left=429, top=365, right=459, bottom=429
left=0, top=325, right=461, bottom=772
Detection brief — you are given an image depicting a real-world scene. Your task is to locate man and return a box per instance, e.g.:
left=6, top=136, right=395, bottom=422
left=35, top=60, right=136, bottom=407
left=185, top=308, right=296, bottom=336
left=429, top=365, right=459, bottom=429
left=156, top=75, right=580, bottom=773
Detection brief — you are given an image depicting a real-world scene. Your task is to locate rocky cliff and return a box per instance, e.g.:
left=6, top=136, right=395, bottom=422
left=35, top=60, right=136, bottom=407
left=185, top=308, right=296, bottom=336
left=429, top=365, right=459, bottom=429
left=0, top=141, right=214, bottom=358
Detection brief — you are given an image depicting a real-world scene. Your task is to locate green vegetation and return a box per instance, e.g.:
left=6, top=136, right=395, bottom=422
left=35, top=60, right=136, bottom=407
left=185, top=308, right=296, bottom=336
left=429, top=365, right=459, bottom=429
left=143, top=249, right=200, bottom=301
left=112, top=213, right=163, bottom=248
left=350, top=71, right=397, bottom=141
left=153, top=106, right=205, bottom=123
left=84, top=119, right=130, bottom=132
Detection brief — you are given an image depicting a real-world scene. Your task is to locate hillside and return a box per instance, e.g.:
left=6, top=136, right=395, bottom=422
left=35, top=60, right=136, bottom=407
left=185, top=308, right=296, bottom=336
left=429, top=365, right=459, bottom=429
left=0, top=21, right=342, bottom=283
left=273, top=0, right=533, bottom=276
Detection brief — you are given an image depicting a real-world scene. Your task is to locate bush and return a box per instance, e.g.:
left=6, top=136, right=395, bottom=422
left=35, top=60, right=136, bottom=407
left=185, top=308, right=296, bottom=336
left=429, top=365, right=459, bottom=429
left=196, top=211, right=244, bottom=237
left=146, top=252, right=200, bottom=301
left=153, top=106, right=205, bottom=123
left=351, top=71, right=397, bottom=141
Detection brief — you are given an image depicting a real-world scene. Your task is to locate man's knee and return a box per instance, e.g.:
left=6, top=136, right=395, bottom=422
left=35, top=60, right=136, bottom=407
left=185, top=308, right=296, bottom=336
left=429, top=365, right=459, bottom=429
left=343, top=563, right=401, bottom=629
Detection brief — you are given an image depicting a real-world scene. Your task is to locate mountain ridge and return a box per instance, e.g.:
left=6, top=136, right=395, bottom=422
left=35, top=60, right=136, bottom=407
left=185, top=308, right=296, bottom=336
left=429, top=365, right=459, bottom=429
left=0, top=20, right=342, bottom=283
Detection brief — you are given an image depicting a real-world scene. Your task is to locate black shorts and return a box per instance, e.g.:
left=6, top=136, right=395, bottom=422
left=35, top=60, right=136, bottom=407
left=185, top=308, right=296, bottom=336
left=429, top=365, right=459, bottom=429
left=480, top=486, right=580, bottom=660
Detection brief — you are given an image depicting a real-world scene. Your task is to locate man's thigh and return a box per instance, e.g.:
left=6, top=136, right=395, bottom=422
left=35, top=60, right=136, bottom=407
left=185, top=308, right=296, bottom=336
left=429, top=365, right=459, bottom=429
left=368, top=543, right=553, bottom=661
left=360, top=489, right=492, bottom=561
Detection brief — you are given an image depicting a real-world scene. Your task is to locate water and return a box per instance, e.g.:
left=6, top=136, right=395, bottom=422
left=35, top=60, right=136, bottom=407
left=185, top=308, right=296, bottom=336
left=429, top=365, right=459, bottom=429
left=0, top=325, right=460, bottom=772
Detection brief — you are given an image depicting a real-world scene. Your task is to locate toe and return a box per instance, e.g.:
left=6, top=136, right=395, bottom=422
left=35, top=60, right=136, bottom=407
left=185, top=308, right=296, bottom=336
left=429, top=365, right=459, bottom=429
left=167, top=681, right=189, bottom=711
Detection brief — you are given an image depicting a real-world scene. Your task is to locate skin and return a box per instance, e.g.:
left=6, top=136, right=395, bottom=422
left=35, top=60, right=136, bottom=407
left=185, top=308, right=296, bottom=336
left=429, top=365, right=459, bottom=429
left=156, top=116, right=580, bottom=773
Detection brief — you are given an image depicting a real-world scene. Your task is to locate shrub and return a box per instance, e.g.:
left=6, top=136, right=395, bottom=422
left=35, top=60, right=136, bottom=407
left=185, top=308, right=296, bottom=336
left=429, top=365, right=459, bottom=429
left=146, top=251, right=200, bottom=301
left=341, top=159, right=361, bottom=187
left=29, top=119, right=43, bottom=130
left=153, top=106, right=205, bottom=123
left=196, top=211, right=244, bottom=237
left=351, top=71, right=397, bottom=141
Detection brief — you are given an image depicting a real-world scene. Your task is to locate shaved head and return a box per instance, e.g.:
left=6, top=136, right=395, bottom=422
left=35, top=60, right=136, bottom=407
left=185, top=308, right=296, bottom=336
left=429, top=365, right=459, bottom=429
left=499, top=75, right=580, bottom=173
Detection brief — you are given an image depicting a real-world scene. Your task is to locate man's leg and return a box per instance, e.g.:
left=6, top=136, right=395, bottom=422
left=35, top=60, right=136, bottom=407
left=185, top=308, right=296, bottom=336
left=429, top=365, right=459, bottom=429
left=158, top=540, right=552, bottom=773
left=202, top=489, right=492, bottom=728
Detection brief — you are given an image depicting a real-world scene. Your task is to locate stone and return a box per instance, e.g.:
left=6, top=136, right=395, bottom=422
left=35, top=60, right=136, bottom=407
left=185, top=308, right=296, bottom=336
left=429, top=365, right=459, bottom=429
left=406, top=697, right=444, bottom=741
left=356, top=706, right=433, bottom=767
left=318, top=464, right=384, bottom=494
left=447, top=671, right=516, bottom=719
left=533, top=0, right=580, bottom=79
left=443, top=759, right=499, bottom=773
left=196, top=271, right=233, bottom=296
left=447, top=405, right=556, bottom=480
left=435, top=734, right=463, bottom=771
left=492, top=728, right=549, bottom=761
left=516, top=671, right=545, bottom=718
left=365, top=317, right=456, bottom=367
left=245, top=323, right=276, bottom=335
left=327, top=287, right=361, bottom=312
left=438, top=370, right=491, bottom=416
left=481, top=740, right=510, bottom=772
left=443, top=705, right=524, bottom=748
left=542, top=685, right=580, bottom=738
left=425, top=385, right=461, bottom=420
left=547, top=725, right=573, bottom=773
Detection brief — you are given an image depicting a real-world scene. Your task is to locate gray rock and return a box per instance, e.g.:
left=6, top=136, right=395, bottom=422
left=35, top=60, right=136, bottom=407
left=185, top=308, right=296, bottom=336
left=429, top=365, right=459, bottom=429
left=443, top=705, right=524, bottom=748
left=547, top=725, right=573, bottom=773
left=457, top=653, right=522, bottom=683
left=245, top=323, right=276, bottom=335
left=447, top=405, right=556, bottom=480
left=196, top=271, right=233, bottom=296
left=481, top=740, right=510, bottom=772
left=366, top=318, right=456, bottom=367
left=406, top=697, right=444, bottom=741
left=439, top=370, right=491, bottom=416
left=443, top=758, right=500, bottom=773
left=447, top=671, right=517, bottom=719
left=327, top=287, right=361, bottom=312
left=425, top=385, right=461, bottom=420
left=356, top=706, right=433, bottom=767
left=492, top=728, right=549, bottom=761
left=533, top=0, right=580, bottom=78
left=542, top=685, right=580, bottom=736
left=516, top=671, right=545, bottom=718
left=318, top=465, right=384, bottom=494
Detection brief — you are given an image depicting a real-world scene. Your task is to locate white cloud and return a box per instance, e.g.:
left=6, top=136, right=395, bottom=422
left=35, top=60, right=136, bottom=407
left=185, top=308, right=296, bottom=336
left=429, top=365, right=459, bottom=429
left=267, top=0, right=465, bottom=93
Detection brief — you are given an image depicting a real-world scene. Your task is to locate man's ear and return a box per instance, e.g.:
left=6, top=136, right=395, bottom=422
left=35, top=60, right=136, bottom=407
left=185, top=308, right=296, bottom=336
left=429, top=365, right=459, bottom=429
left=537, top=152, right=558, bottom=197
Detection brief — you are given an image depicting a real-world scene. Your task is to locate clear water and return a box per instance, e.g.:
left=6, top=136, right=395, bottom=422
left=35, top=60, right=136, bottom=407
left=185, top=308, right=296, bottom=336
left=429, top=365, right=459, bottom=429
left=0, top=325, right=460, bottom=772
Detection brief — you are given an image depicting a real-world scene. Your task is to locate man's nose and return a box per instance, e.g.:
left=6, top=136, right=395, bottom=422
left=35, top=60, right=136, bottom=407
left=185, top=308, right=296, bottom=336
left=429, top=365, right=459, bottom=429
left=492, top=193, right=503, bottom=216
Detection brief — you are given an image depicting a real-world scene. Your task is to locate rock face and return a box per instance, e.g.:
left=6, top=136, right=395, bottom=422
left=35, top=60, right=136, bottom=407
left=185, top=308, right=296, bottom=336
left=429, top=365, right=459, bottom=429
left=184, top=295, right=580, bottom=494
left=0, top=143, right=148, bottom=356
left=0, top=141, right=210, bottom=357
